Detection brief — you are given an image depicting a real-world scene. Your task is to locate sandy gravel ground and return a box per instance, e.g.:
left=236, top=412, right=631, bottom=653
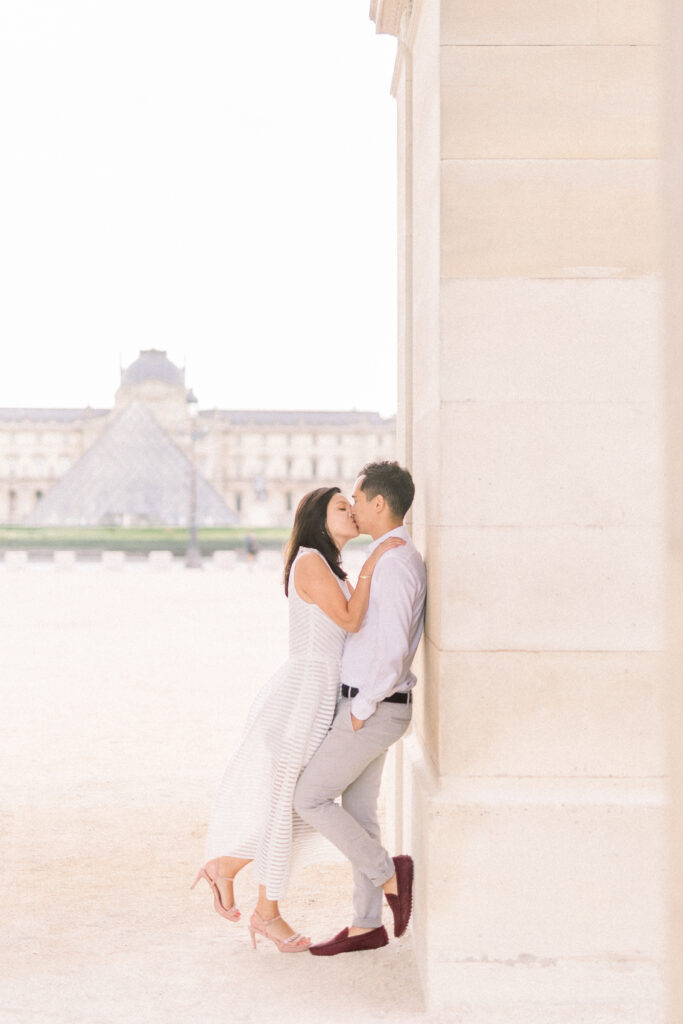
left=0, top=556, right=437, bottom=1024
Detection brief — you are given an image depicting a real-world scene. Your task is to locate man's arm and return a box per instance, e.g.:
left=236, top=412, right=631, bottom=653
left=350, top=556, right=420, bottom=725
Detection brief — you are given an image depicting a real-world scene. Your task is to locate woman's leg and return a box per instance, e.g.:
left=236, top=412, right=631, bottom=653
left=215, top=856, right=251, bottom=911
left=253, top=885, right=310, bottom=943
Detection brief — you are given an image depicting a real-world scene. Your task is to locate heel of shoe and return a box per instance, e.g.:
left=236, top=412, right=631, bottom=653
left=249, top=926, right=258, bottom=950
left=190, top=868, right=205, bottom=891
left=192, top=861, right=240, bottom=922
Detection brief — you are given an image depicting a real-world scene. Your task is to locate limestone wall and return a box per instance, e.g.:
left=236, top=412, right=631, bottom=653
left=378, top=0, right=667, bottom=1016
left=664, top=1, right=683, bottom=1018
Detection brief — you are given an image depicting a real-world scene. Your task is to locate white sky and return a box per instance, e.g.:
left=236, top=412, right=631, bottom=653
left=0, top=2, right=399, bottom=415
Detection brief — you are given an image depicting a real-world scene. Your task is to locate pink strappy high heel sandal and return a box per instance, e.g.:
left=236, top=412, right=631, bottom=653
left=191, top=858, right=240, bottom=922
left=248, top=910, right=311, bottom=952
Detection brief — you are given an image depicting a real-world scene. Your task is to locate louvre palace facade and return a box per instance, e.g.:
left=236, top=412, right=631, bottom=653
left=0, top=349, right=396, bottom=527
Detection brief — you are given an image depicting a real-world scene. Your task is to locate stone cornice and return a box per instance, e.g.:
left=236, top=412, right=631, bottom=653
left=370, top=0, right=420, bottom=96
left=369, top=0, right=405, bottom=37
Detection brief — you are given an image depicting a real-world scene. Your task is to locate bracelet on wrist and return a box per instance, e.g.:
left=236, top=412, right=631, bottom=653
left=359, top=573, right=372, bottom=579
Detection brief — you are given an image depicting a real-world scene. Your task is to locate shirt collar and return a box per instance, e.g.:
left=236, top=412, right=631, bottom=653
left=366, top=524, right=409, bottom=555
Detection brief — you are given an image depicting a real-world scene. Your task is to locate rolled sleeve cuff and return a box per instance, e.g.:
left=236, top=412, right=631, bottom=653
left=350, top=695, right=377, bottom=722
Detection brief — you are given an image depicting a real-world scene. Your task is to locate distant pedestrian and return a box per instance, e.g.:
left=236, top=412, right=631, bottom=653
left=244, top=532, right=259, bottom=570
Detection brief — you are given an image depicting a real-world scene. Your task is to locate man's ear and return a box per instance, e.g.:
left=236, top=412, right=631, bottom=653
left=375, top=495, right=386, bottom=514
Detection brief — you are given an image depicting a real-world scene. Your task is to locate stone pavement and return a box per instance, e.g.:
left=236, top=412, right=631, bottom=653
left=0, top=557, right=442, bottom=1024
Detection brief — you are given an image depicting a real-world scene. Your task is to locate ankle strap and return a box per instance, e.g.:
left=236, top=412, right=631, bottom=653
left=254, top=912, right=281, bottom=925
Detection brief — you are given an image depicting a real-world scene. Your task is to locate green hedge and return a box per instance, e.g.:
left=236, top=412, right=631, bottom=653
left=0, top=527, right=288, bottom=555
left=0, top=527, right=369, bottom=555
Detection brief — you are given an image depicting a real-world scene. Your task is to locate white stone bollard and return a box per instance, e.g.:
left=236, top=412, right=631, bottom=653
left=3, top=550, right=28, bottom=570
left=148, top=550, right=174, bottom=570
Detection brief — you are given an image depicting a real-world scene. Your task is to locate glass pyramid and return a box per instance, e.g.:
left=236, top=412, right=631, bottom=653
left=28, top=401, right=237, bottom=527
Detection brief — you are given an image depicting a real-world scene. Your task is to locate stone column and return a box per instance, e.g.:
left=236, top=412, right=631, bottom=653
left=664, top=2, right=683, bottom=1019
left=373, top=0, right=666, bottom=1017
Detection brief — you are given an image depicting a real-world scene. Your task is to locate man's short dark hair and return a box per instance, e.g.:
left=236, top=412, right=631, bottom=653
left=359, top=461, right=415, bottom=519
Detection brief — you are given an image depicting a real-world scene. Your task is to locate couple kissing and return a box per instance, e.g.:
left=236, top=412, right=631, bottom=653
left=192, top=461, right=426, bottom=955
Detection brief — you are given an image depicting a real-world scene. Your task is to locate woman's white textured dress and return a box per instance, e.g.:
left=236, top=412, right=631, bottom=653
left=204, top=548, right=349, bottom=899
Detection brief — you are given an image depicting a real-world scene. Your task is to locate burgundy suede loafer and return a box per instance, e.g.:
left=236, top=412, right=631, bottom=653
left=385, top=854, right=414, bottom=937
left=309, top=925, right=389, bottom=956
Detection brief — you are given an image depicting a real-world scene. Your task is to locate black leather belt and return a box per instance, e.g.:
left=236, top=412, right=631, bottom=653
left=341, top=684, right=412, bottom=705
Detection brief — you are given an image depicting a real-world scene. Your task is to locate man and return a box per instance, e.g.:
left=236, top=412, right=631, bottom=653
left=293, top=461, right=427, bottom=955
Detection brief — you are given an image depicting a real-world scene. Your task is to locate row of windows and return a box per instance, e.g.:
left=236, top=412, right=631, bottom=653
left=0, top=429, right=393, bottom=449
left=0, top=431, right=72, bottom=446
left=216, top=456, right=369, bottom=481
left=1, top=455, right=71, bottom=477
left=227, top=458, right=323, bottom=479
left=6, top=488, right=284, bottom=519
left=5, top=489, right=43, bottom=514
left=5, top=487, right=292, bottom=520
left=6, top=487, right=284, bottom=519
left=5, top=485, right=333, bottom=524
left=233, top=491, right=294, bottom=513
left=225, top=431, right=391, bottom=450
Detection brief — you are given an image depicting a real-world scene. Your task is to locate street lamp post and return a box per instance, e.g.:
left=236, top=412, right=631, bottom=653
left=185, top=389, right=202, bottom=568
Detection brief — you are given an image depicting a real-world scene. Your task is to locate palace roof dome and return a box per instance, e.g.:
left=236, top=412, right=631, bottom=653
left=120, top=349, right=185, bottom=389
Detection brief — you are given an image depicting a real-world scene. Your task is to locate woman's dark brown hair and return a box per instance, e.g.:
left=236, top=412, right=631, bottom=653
left=283, top=486, right=348, bottom=596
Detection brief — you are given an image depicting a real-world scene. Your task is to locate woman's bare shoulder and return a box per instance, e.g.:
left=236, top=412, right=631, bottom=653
left=293, top=549, right=336, bottom=605
left=295, top=549, right=328, bottom=577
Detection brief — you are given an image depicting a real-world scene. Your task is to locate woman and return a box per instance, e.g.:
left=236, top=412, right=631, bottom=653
left=192, top=486, right=403, bottom=952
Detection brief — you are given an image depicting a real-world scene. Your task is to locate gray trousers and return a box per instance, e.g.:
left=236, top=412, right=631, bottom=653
left=293, top=696, right=412, bottom=928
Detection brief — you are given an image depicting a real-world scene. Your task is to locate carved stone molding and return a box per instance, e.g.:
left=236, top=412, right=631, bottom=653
left=369, top=0, right=406, bottom=38
left=370, top=0, right=419, bottom=94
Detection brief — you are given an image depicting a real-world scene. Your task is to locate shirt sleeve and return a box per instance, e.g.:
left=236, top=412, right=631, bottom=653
left=350, top=555, right=418, bottom=721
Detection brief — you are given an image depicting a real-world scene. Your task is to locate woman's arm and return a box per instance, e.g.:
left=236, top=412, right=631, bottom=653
left=293, top=539, right=404, bottom=632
